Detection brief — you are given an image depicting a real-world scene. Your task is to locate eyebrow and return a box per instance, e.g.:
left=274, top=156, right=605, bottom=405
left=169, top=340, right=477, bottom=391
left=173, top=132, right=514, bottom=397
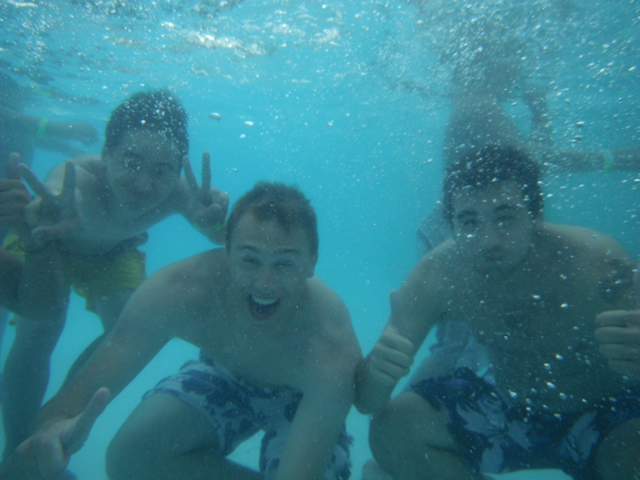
left=239, top=246, right=301, bottom=255
left=455, top=209, right=478, bottom=220
left=494, top=204, right=521, bottom=213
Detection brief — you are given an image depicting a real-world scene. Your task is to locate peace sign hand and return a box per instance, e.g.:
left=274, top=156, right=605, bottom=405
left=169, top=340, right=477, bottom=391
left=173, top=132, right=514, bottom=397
left=182, top=152, right=228, bottom=244
left=18, top=162, right=82, bottom=245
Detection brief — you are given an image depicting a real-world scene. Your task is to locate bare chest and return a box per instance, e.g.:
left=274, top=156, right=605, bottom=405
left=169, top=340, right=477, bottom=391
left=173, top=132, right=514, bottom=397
left=443, top=278, right=624, bottom=412
left=182, top=320, right=311, bottom=390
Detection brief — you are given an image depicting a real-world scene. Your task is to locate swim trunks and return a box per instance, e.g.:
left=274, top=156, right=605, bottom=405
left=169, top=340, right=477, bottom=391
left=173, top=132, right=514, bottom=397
left=2, top=233, right=147, bottom=312
left=146, top=352, right=352, bottom=480
left=411, top=367, right=640, bottom=480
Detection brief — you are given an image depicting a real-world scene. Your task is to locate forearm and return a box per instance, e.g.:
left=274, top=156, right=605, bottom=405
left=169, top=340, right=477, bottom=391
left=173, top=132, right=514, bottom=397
left=0, top=249, right=22, bottom=312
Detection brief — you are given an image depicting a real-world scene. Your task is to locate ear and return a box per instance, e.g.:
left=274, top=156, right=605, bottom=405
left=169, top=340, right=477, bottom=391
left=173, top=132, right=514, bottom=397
left=306, top=253, right=318, bottom=278
left=533, top=209, right=545, bottom=225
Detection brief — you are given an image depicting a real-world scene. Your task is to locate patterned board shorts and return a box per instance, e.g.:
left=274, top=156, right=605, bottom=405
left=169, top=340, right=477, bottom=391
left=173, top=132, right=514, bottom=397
left=412, top=367, right=640, bottom=480
left=145, top=352, right=352, bottom=480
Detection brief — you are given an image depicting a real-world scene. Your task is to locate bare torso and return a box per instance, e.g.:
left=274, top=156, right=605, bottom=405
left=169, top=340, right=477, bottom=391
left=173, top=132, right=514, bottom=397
left=167, top=250, right=358, bottom=392
left=425, top=224, right=636, bottom=413
left=53, top=156, right=181, bottom=255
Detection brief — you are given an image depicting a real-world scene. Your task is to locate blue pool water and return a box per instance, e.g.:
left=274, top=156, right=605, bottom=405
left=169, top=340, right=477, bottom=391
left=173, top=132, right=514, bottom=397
left=1, top=0, right=639, bottom=478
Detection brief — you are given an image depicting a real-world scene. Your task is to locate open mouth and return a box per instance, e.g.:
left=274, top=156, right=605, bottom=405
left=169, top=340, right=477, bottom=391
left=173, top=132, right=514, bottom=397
left=247, top=295, right=281, bottom=320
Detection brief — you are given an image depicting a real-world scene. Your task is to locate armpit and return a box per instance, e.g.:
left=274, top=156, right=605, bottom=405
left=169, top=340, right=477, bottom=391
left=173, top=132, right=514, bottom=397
left=599, top=258, right=635, bottom=304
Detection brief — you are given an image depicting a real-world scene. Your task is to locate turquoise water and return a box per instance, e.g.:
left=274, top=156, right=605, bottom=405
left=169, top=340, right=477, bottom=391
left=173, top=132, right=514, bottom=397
left=1, top=0, right=639, bottom=478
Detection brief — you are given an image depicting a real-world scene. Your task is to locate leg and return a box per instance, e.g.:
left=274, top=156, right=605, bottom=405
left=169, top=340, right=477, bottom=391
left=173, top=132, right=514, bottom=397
left=2, top=314, right=65, bottom=457
left=369, top=391, right=475, bottom=480
left=106, top=392, right=263, bottom=480
left=593, top=417, right=640, bottom=480
left=61, top=288, right=134, bottom=387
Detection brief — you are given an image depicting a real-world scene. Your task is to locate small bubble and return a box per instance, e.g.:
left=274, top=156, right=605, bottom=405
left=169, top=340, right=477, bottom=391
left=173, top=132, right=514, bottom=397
left=546, top=382, right=557, bottom=390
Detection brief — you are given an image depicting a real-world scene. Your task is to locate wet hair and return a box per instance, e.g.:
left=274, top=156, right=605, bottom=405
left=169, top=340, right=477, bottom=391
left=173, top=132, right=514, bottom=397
left=226, top=182, right=318, bottom=257
left=442, top=145, right=543, bottom=225
left=103, top=90, right=188, bottom=160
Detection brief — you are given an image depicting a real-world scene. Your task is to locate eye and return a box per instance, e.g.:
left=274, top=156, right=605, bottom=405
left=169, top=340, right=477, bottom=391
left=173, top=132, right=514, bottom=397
left=497, top=215, right=516, bottom=227
left=462, top=219, right=478, bottom=229
left=123, top=154, right=141, bottom=172
left=241, top=256, right=260, bottom=267
left=275, top=261, right=294, bottom=270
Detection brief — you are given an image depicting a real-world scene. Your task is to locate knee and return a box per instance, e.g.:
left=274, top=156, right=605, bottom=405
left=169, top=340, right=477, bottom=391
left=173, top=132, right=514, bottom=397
left=106, top=419, right=156, bottom=479
left=369, top=392, right=454, bottom=469
left=369, top=393, right=424, bottom=465
left=594, top=418, right=640, bottom=480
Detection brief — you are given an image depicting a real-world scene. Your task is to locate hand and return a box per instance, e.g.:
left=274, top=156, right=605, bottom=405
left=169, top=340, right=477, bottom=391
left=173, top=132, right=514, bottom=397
left=2, top=388, right=110, bottom=480
left=18, top=162, right=82, bottom=245
left=595, top=265, right=640, bottom=379
left=0, top=154, right=32, bottom=238
left=367, top=290, right=415, bottom=387
left=182, top=153, right=229, bottom=238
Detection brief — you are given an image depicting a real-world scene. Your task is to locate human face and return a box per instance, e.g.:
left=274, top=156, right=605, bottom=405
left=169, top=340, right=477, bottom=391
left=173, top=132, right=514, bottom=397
left=104, top=130, right=182, bottom=214
left=451, top=179, right=537, bottom=277
left=227, top=214, right=317, bottom=324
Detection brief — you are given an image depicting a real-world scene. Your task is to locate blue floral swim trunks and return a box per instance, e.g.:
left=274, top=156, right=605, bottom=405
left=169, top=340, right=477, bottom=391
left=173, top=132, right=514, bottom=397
left=146, top=351, right=352, bottom=480
left=411, top=367, right=640, bottom=480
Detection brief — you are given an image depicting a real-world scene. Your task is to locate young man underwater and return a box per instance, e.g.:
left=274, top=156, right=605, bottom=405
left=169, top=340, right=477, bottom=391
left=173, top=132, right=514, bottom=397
left=1, top=89, right=228, bottom=460
left=3, top=182, right=362, bottom=480
left=358, top=145, right=640, bottom=480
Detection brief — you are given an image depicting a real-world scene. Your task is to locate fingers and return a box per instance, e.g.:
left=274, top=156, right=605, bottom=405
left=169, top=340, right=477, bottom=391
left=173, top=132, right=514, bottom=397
left=182, top=156, right=199, bottom=193
left=18, top=164, right=50, bottom=199
left=201, top=152, right=211, bottom=192
left=30, top=218, right=81, bottom=245
left=599, top=343, right=640, bottom=361
left=607, top=359, right=640, bottom=378
left=6, top=153, right=21, bottom=180
left=596, top=310, right=640, bottom=328
left=380, top=327, right=415, bottom=356
left=595, top=323, right=640, bottom=343
left=60, top=162, right=77, bottom=205
left=62, top=388, right=110, bottom=455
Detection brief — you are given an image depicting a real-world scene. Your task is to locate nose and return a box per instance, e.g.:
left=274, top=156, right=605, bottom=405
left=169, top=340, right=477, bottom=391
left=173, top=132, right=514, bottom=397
left=254, top=267, right=277, bottom=292
left=478, top=223, right=502, bottom=248
left=132, top=171, right=154, bottom=194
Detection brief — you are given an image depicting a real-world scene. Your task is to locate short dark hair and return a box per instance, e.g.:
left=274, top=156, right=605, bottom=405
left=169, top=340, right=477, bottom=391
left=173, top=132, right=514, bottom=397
left=103, top=90, right=188, bottom=159
left=443, top=145, right=543, bottom=225
left=226, top=182, right=318, bottom=257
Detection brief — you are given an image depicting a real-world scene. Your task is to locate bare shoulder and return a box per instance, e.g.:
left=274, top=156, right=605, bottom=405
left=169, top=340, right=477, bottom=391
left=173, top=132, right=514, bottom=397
left=305, top=276, right=362, bottom=371
left=46, top=154, right=104, bottom=188
left=542, top=223, right=634, bottom=263
left=134, top=249, right=226, bottom=319
left=404, top=239, right=460, bottom=304
left=541, top=222, right=636, bottom=305
left=153, top=248, right=227, bottom=293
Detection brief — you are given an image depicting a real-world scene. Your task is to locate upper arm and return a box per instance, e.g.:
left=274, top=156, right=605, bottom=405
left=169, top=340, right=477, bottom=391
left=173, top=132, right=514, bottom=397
left=36, top=264, right=186, bottom=423
left=277, top=353, right=357, bottom=480
left=392, top=258, right=444, bottom=350
left=581, top=229, right=637, bottom=307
